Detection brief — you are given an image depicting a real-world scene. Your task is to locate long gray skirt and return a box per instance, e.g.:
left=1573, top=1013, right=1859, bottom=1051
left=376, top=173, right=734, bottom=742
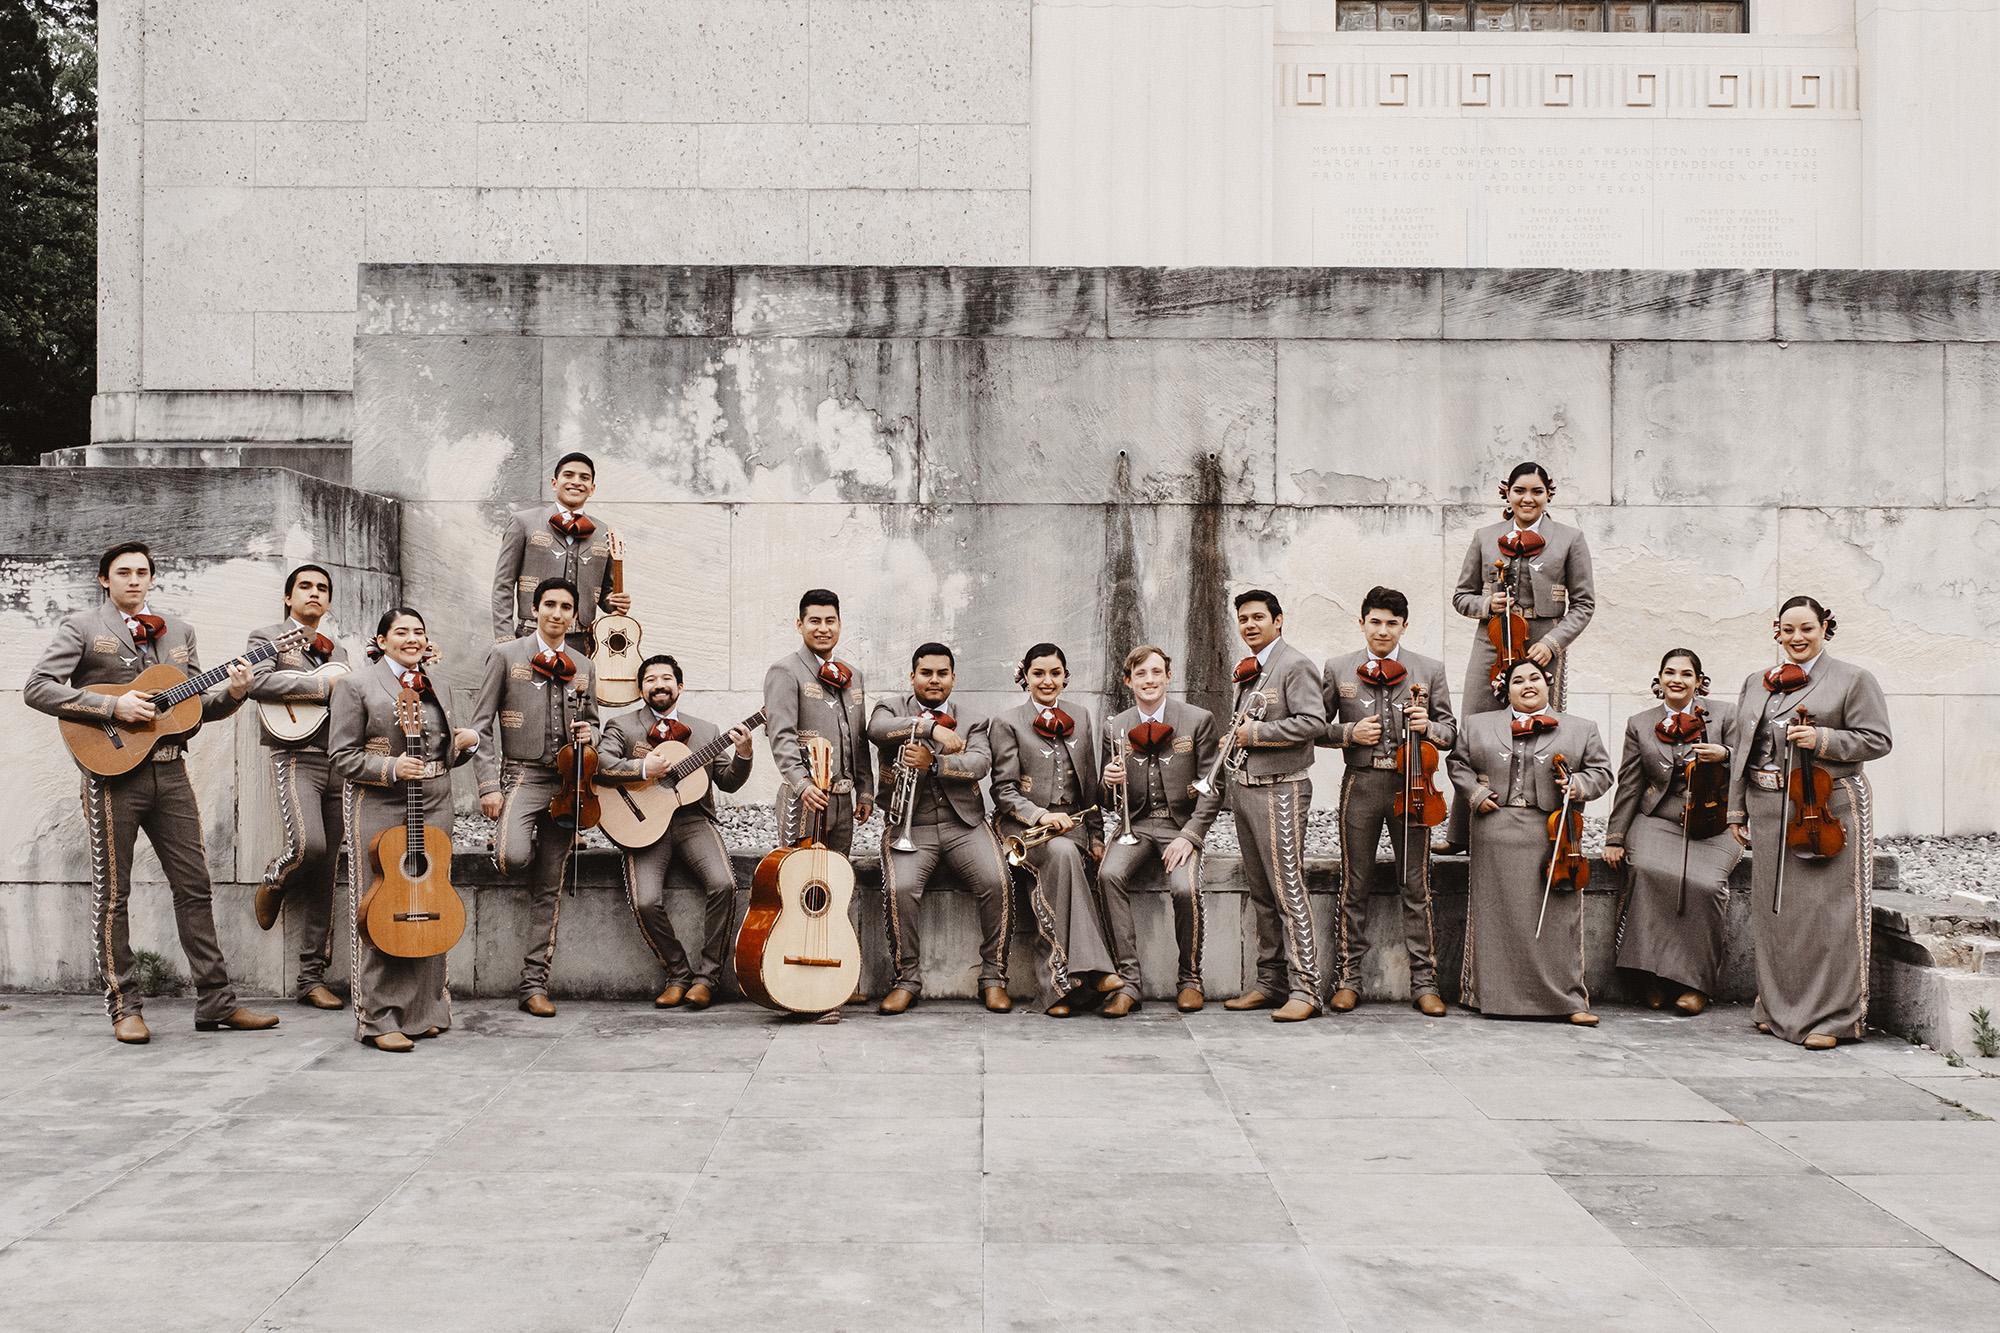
left=1615, top=809, right=1742, bottom=995
left=1003, top=820, right=1117, bottom=1008
left=345, top=781, right=454, bottom=1041
left=1747, top=777, right=1874, bottom=1044
left=1462, top=806, right=1587, bottom=1017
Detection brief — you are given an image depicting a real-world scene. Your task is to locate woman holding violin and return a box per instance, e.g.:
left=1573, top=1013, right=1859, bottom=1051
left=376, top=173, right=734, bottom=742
left=1604, top=649, right=1740, bottom=1015
left=988, top=642, right=1124, bottom=1016
left=329, top=608, right=479, bottom=1051
left=1319, top=586, right=1458, bottom=1017
left=1447, top=658, right=1612, bottom=1025
left=1445, top=461, right=1596, bottom=852
left=1727, top=597, right=1892, bottom=1050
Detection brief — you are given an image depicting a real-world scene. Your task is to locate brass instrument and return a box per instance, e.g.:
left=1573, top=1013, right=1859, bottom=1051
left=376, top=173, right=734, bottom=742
left=1111, top=733, right=1140, bottom=846
left=887, top=736, right=934, bottom=854
left=1002, top=806, right=1101, bottom=867
left=1192, top=692, right=1268, bottom=797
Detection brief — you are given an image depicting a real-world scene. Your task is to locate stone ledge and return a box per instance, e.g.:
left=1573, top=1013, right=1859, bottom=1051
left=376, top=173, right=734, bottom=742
left=91, top=389, right=353, bottom=443
left=1776, top=271, right=2000, bottom=342
left=42, top=443, right=352, bottom=485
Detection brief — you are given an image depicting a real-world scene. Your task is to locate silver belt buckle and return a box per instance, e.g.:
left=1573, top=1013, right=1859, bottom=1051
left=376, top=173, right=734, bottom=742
left=828, top=778, right=854, bottom=796
left=1751, top=769, right=1783, bottom=791
left=152, top=745, right=182, bottom=763
left=418, top=760, right=445, bottom=780
left=1369, top=756, right=1398, bottom=771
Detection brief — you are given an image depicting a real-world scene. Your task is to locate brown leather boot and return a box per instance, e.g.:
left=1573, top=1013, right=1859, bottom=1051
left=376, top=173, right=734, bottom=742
left=983, top=986, right=1013, bottom=1013
left=195, top=1007, right=280, bottom=1032
left=1803, top=1033, right=1838, bottom=1050
left=367, top=1032, right=415, bottom=1052
left=1101, top=993, right=1136, bottom=1018
left=1569, top=1011, right=1599, bottom=1027
left=1272, top=999, right=1317, bottom=1023
left=1328, top=988, right=1360, bottom=1013
left=654, top=983, right=686, bottom=1009
left=684, top=982, right=714, bottom=1010
left=1176, top=987, right=1204, bottom=1013
left=1674, top=990, right=1708, bottom=1016
left=297, top=985, right=343, bottom=1010
left=1223, top=990, right=1278, bottom=1011
left=1045, top=1002, right=1073, bottom=1018
left=112, top=1014, right=150, bottom=1045
left=520, top=994, right=557, bottom=1018
left=1094, top=973, right=1126, bottom=994
left=846, top=989, right=867, bottom=1006
left=254, top=881, right=284, bottom=931
left=1414, top=993, right=1448, bottom=1018
left=878, top=987, right=917, bottom=1015
left=1645, top=983, right=1667, bottom=1010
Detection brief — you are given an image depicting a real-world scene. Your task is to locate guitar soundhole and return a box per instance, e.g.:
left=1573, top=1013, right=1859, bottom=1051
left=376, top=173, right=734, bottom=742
left=800, top=882, right=831, bottom=916
left=402, top=852, right=429, bottom=878
left=606, top=632, right=627, bottom=653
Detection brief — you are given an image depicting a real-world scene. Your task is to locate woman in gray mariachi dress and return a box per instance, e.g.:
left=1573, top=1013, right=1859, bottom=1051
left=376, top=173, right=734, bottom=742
left=328, top=607, right=479, bottom=1052
left=1604, top=648, right=1742, bottom=1015
left=1447, top=658, right=1613, bottom=1025
left=1727, top=596, right=1892, bottom=1050
left=987, top=642, right=1123, bottom=1015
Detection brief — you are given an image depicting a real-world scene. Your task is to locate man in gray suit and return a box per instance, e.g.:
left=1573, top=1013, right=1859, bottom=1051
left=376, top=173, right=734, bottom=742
left=490, top=451, right=629, bottom=651
left=1220, top=589, right=1327, bottom=1023
left=25, top=541, right=278, bottom=1045
left=1097, top=644, right=1224, bottom=1015
left=597, top=653, right=755, bottom=1010
left=474, top=577, right=599, bottom=1016
left=247, top=563, right=351, bottom=1011
left=1320, top=586, right=1457, bottom=1017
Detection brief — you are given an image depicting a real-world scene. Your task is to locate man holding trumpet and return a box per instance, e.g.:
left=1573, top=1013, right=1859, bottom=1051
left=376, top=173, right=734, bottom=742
left=867, top=643, right=1014, bottom=1015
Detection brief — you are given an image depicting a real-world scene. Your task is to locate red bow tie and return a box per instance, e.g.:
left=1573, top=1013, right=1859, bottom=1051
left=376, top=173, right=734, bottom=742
left=1498, top=528, right=1546, bottom=559
left=648, top=717, right=691, bottom=745
left=1128, top=720, right=1174, bottom=755
left=817, top=659, right=852, bottom=691
left=398, top=669, right=431, bottom=694
left=1357, top=658, right=1407, bottom=689
left=126, top=613, right=166, bottom=644
left=1233, top=655, right=1261, bottom=685
left=531, top=649, right=577, bottom=683
left=551, top=511, right=595, bottom=541
left=1764, top=663, right=1809, bottom=694
left=1655, top=711, right=1705, bottom=745
left=1033, top=707, right=1075, bottom=741
left=925, top=711, right=958, bottom=732
left=1511, top=713, right=1558, bottom=738
left=309, top=632, right=335, bottom=659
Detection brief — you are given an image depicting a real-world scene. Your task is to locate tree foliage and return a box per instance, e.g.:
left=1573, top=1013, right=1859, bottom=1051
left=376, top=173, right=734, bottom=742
left=0, top=0, right=95, bottom=465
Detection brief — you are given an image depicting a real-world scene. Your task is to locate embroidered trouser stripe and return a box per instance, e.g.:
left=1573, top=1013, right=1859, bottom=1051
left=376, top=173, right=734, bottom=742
left=1848, top=775, right=1875, bottom=1038
left=1266, top=780, right=1322, bottom=1001
left=83, top=777, right=123, bottom=1020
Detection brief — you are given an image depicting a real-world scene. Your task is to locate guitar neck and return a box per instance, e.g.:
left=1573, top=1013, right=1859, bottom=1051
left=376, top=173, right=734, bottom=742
left=403, top=731, right=425, bottom=835
left=666, top=709, right=768, bottom=784
left=151, top=638, right=285, bottom=708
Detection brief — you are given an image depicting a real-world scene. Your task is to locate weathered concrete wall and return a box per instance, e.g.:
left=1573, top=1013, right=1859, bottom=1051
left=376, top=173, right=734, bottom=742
left=356, top=264, right=2000, bottom=839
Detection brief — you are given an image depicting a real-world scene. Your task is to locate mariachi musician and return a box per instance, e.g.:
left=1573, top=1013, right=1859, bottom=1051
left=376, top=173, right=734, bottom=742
left=491, top=451, right=627, bottom=652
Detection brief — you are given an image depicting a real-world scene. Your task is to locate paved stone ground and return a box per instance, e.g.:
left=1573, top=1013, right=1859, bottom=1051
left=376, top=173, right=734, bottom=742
left=2, top=995, right=1997, bottom=1333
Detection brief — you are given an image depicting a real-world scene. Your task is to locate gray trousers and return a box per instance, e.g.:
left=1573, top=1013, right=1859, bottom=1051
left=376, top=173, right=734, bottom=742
left=1231, top=776, right=1322, bottom=1008
left=81, top=760, right=239, bottom=1022
left=1097, top=816, right=1204, bottom=1002
left=495, top=760, right=572, bottom=997
left=776, top=783, right=855, bottom=854
left=264, top=748, right=340, bottom=995
left=621, top=814, right=738, bottom=987
left=1001, top=820, right=1119, bottom=1008
left=880, top=815, right=1012, bottom=994
left=1335, top=767, right=1438, bottom=996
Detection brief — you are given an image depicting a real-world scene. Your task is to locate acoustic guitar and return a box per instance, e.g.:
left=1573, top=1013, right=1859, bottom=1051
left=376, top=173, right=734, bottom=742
left=591, top=532, right=643, bottom=707
left=734, top=736, right=862, bottom=1014
left=359, top=688, right=465, bottom=959
left=596, top=707, right=768, bottom=850
left=62, top=627, right=311, bottom=777
left=256, top=660, right=351, bottom=743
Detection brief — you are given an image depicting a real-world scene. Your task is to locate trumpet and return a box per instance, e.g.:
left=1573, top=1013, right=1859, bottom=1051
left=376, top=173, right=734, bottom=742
left=1002, top=806, right=1101, bottom=867
left=887, top=737, right=934, bottom=854
left=1192, top=692, right=1268, bottom=797
left=1110, top=733, right=1140, bottom=846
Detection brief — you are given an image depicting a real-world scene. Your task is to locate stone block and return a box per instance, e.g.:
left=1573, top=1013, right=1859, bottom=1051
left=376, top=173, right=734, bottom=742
left=143, top=1, right=366, bottom=121
left=582, top=503, right=736, bottom=691
left=473, top=882, right=660, bottom=998
left=476, top=188, right=588, bottom=263
left=351, top=336, right=545, bottom=501
left=807, top=191, right=1030, bottom=265
left=808, top=1, right=1031, bottom=124
left=0, top=881, right=94, bottom=991
left=1776, top=270, right=2000, bottom=342
left=1108, top=269, right=1443, bottom=340
left=1944, top=697, right=2000, bottom=837
left=143, top=186, right=365, bottom=313
left=1441, top=270, right=1777, bottom=342
left=697, top=125, right=919, bottom=191
left=1776, top=508, right=2000, bottom=695
left=393, top=502, right=519, bottom=678
left=361, top=264, right=732, bottom=338
left=480, top=124, right=697, bottom=190
left=920, top=125, right=1030, bottom=191
left=1276, top=341, right=1613, bottom=507
left=139, top=308, right=255, bottom=391
left=543, top=337, right=920, bottom=503
left=97, top=0, right=143, bottom=395
left=586, top=190, right=808, bottom=264
left=93, top=389, right=355, bottom=444
left=1226, top=505, right=1449, bottom=664
left=256, top=121, right=480, bottom=188
left=732, top=267, right=1103, bottom=340
left=144, top=122, right=254, bottom=188
left=1869, top=695, right=1944, bottom=838
left=1611, top=343, right=1946, bottom=507
left=586, top=0, right=809, bottom=123
left=253, top=314, right=357, bottom=392
left=367, top=0, right=587, bottom=122
left=920, top=340, right=1275, bottom=504
left=1945, top=345, right=2000, bottom=506
left=364, top=188, right=478, bottom=263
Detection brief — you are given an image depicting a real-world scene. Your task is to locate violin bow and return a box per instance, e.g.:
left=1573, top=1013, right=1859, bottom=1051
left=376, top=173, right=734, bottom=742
left=1675, top=753, right=1696, bottom=918
left=1772, top=707, right=1795, bottom=917
left=1535, top=756, right=1574, bottom=941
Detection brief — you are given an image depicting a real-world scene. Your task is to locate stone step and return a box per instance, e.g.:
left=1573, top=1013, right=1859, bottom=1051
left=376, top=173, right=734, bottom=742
left=41, top=442, right=352, bottom=484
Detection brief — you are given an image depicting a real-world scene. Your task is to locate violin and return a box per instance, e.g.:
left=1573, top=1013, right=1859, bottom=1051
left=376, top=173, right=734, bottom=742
left=1678, top=704, right=1731, bottom=842
left=1784, top=706, right=1845, bottom=862
left=1486, top=557, right=1531, bottom=687
left=547, top=681, right=601, bottom=831
left=1545, top=754, right=1590, bottom=891
left=1392, top=683, right=1447, bottom=830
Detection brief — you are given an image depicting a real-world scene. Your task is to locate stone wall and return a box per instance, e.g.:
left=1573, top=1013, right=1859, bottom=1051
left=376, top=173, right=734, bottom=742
left=357, top=263, right=2000, bottom=839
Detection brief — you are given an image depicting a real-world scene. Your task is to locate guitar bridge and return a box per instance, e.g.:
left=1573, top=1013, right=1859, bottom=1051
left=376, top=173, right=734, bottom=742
left=781, top=955, right=843, bottom=968
left=392, top=912, right=442, bottom=923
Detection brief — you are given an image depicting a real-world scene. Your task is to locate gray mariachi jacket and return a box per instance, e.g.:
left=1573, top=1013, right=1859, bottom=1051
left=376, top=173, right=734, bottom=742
left=867, top=694, right=992, bottom=828
left=763, top=648, right=872, bottom=796
left=1604, top=700, right=1738, bottom=847
left=328, top=657, right=474, bottom=792
left=490, top=504, right=616, bottom=642
left=1446, top=710, right=1614, bottom=815
left=471, top=635, right=600, bottom=796
left=26, top=602, right=243, bottom=747
left=1319, top=647, right=1459, bottom=767
left=247, top=618, right=351, bottom=750
left=989, top=699, right=1104, bottom=844
left=1725, top=655, right=1893, bottom=826
left=596, top=706, right=752, bottom=821
left=1102, top=699, right=1224, bottom=843
left=1235, top=637, right=1327, bottom=779
left=1450, top=517, right=1596, bottom=649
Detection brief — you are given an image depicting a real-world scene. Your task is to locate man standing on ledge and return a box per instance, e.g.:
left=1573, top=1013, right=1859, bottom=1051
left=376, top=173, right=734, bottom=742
left=491, top=451, right=629, bottom=652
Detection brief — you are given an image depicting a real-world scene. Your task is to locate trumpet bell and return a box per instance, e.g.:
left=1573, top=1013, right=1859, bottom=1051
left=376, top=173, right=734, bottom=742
left=1003, top=837, right=1031, bottom=867
left=1115, top=831, right=1141, bottom=846
left=890, top=832, right=919, bottom=853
